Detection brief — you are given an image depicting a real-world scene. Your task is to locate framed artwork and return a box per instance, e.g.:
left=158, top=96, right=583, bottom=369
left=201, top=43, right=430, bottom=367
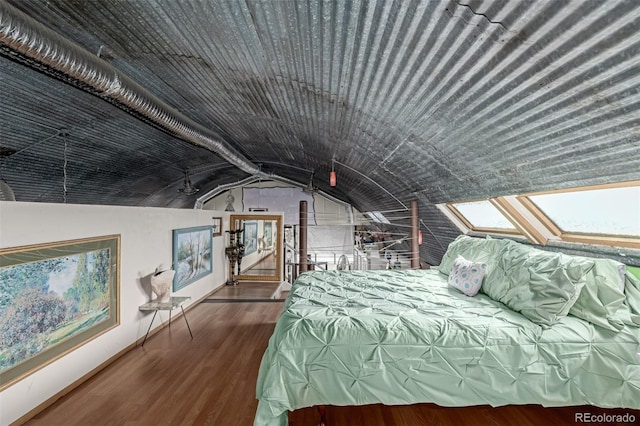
left=172, top=226, right=213, bottom=291
left=0, top=235, right=120, bottom=390
left=211, top=217, right=222, bottom=237
left=243, top=221, right=258, bottom=255
left=264, top=221, right=273, bottom=247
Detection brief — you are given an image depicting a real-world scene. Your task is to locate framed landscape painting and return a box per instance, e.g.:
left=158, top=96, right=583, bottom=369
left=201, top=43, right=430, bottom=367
left=0, top=235, right=120, bottom=390
left=172, top=226, right=213, bottom=291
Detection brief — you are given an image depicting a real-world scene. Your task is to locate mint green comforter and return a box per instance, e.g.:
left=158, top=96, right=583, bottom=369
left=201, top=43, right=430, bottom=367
left=254, top=269, right=640, bottom=425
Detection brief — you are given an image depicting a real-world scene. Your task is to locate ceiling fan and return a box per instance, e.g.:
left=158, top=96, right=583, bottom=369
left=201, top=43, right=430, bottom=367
left=177, top=170, right=199, bottom=195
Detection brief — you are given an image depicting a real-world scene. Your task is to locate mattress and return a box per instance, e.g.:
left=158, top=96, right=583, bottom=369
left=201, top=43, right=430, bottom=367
left=254, top=269, right=640, bottom=426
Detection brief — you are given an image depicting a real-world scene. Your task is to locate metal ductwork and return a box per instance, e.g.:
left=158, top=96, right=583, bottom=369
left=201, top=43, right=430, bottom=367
left=0, top=1, right=262, bottom=177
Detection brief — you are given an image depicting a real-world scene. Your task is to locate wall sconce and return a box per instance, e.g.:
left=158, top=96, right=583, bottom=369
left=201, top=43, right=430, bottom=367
left=330, top=157, right=337, bottom=187
left=418, top=230, right=423, bottom=245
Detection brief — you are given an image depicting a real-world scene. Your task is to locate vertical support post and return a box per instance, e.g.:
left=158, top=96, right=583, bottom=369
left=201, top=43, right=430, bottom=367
left=410, top=200, right=420, bottom=269
left=299, top=200, right=308, bottom=273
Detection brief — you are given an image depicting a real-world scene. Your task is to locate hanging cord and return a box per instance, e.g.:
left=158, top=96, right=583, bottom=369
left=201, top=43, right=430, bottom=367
left=62, top=131, right=68, bottom=203
left=419, top=218, right=445, bottom=250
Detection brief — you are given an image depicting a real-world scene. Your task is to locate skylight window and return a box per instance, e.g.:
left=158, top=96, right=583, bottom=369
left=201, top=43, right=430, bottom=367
left=440, top=181, right=639, bottom=249
left=528, top=185, right=640, bottom=237
left=449, top=200, right=516, bottom=231
left=366, top=211, right=390, bottom=224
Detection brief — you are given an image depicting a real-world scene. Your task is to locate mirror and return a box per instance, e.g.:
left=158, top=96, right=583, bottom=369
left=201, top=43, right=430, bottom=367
left=229, top=214, right=282, bottom=281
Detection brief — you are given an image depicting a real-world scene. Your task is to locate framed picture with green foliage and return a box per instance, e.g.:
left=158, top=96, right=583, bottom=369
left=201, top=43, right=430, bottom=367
left=0, top=235, right=120, bottom=390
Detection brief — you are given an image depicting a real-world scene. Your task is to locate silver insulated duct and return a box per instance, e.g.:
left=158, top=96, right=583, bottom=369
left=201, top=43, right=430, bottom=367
left=0, top=2, right=261, bottom=176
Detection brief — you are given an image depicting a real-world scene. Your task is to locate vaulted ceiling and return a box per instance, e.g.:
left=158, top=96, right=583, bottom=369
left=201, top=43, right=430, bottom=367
left=1, top=0, right=639, bottom=264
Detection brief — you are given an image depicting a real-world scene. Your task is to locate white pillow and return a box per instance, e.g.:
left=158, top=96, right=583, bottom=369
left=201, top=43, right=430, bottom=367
left=448, top=256, right=486, bottom=297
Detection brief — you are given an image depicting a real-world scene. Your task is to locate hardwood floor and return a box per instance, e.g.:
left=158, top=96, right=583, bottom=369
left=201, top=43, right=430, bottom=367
left=289, top=404, right=639, bottom=426
left=23, top=301, right=640, bottom=426
left=206, top=281, right=283, bottom=301
left=25, top=302, right=282, bottom=426
left=240, top=253, right=277, bottom=277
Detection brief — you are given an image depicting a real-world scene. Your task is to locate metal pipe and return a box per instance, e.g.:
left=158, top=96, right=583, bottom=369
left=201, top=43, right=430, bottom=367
left=0, top=2, right=261, bottom=176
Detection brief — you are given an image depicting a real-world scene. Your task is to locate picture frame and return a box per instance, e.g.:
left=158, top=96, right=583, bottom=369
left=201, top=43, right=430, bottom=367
left=0, top=235, right=120, bottom=390
left=211, top=217, right=222, bottom=237
left=172, top=226, right=213, bottom=291
left=243, top=221, right=258, bottom=255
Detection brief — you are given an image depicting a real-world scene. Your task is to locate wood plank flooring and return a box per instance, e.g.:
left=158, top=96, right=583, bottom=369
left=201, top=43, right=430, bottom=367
left=206, top=281, right=283, bottom=301
left=24, top=302, right=282, bottom=426
left=23, top=301, right=640, bottom=426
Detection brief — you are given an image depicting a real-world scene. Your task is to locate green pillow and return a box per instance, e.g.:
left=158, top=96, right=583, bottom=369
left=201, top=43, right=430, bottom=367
left=624, top=271, right=640, bottom=322
left=568, top=258, right=629, bottom=331
left=438, top=235, right=505, bottom=276
left=482, top=240, right=594, bottom=327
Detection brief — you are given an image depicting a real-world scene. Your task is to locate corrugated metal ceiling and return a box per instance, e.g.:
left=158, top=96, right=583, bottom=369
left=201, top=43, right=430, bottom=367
left=1, top=0, right=639, bottom=264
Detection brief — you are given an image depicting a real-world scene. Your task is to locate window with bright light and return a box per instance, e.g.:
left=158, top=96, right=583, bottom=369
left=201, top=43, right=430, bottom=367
left=441, top=181, right=639, bottom=249
left=449, top=200, right=517, bottom=231
left=366, top=211, right=390, bottom=224
left=528, top=185, right=640, bottom=237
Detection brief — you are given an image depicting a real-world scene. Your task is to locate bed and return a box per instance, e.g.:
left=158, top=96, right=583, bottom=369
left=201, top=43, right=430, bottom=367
left=254, top=236, right=640, bottom=426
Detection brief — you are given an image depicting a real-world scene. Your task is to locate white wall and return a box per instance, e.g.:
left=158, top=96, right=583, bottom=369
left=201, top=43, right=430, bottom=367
left=0, top=201, right=228, bottom=425
left=202, top=180, right=353, bottom=226
left=202, top=181, right=357, bottom=271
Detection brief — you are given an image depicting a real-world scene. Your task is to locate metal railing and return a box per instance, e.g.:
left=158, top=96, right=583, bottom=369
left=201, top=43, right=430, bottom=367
left=286, top=242, right=414, bottom=283
left=352, top=247, right=369, bottom=271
